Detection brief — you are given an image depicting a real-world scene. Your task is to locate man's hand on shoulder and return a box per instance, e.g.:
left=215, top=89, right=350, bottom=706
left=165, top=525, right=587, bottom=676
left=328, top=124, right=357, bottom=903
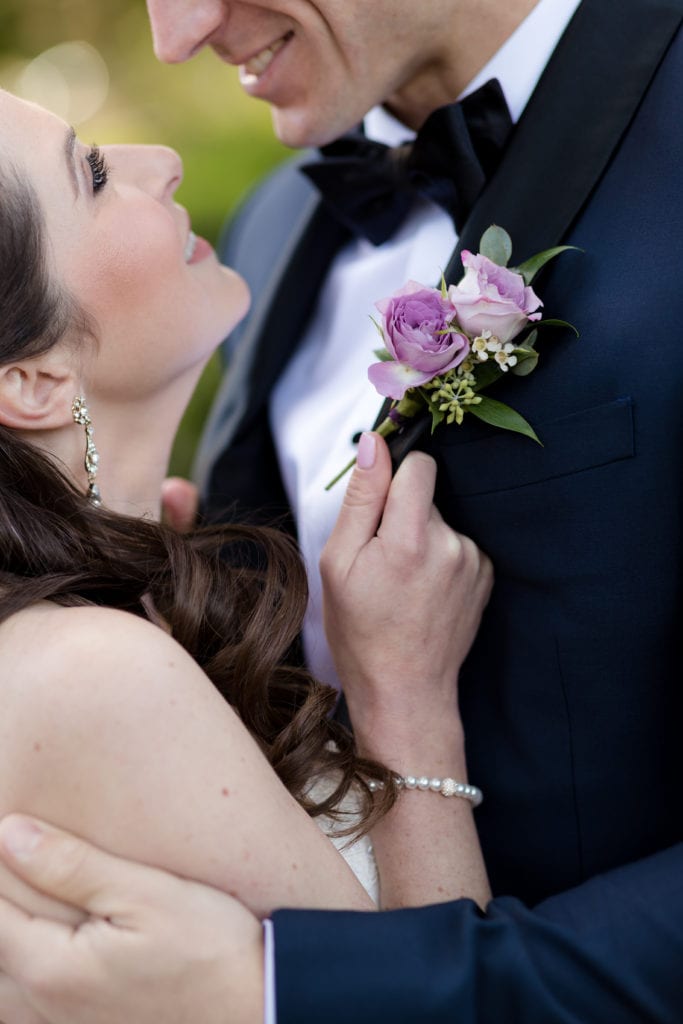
left=0, top=815, right=263, bottom=1024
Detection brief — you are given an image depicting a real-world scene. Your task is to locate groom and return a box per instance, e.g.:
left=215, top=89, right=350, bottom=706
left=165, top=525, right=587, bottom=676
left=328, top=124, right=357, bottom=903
left=0, top=0, right=682, bottom=1021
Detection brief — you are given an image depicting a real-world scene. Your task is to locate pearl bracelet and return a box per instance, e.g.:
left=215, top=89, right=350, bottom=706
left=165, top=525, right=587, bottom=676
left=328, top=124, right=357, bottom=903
left=368, top=775, right=483, bottom=807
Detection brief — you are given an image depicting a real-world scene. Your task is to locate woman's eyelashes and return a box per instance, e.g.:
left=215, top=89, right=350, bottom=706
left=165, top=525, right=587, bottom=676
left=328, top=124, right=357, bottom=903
left=86, top=146, right=110, bottom=194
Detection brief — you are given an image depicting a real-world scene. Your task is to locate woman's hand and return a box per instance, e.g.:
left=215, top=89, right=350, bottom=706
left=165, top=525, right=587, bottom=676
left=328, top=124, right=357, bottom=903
left=321, top=432, right=493, bottom=760
left=322, top=433, right=493, bottom=909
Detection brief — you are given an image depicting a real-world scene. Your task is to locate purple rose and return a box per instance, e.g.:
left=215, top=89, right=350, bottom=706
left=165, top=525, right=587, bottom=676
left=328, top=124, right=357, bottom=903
left=448, top=251, right=543, bottom=344
left=368, top=281, right=469, bottom=400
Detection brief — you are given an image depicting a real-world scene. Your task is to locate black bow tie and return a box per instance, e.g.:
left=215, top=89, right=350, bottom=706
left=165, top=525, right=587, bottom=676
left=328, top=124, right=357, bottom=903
left=301, top=79, right=513, bottom=246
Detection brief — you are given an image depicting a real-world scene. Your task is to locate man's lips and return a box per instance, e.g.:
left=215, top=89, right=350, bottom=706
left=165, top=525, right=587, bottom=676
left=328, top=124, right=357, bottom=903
left=238, top=30, right=293, bottom=81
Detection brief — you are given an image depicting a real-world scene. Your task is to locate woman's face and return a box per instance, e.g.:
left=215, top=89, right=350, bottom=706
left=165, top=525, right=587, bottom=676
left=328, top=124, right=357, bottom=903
left=0, top=90, right=249, bottom=402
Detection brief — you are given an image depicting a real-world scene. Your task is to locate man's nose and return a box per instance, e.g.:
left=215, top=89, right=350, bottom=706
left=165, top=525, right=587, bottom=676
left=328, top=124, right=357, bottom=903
left=146, top=0, right=226, bottom=64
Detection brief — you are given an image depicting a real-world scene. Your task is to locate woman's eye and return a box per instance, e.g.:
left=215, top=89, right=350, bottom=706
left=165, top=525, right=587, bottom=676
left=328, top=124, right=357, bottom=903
left=86, top=146, right=109, bottom=194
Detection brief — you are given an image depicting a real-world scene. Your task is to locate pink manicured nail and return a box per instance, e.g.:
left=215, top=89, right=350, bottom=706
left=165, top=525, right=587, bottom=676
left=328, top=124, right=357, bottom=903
left=0, top=817, right=44, bottom=860
left=357, top=432, right=377, bottom=469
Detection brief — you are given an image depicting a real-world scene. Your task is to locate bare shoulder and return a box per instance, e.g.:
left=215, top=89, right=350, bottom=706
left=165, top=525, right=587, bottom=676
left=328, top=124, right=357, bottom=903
left=0, top=602, right=212, bottom=710
left=0, top=601, right=242, bottom=809
left=0, top=601, right=186, bottom=663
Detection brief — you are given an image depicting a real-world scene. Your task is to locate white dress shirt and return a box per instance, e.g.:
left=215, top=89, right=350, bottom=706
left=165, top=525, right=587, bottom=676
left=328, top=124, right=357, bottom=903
left=264, top=0, right=580, bottom=1017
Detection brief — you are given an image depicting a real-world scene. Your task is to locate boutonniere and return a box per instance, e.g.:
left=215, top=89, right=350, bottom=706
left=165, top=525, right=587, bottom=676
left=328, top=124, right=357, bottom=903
left=326, top=225, right=578, bottom=489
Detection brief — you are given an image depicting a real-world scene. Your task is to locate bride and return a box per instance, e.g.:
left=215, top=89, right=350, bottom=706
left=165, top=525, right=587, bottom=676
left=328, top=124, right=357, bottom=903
left=0, top=86, right=492, bottom=1017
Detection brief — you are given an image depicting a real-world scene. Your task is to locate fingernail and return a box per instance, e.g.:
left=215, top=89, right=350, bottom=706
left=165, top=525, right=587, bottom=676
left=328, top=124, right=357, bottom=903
left=0, top=817, right=44, bottom=860
left=357, top=432, right=376, bottom=469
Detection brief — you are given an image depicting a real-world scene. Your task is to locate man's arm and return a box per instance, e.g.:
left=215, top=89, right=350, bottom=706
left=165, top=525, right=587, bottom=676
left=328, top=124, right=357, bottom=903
left=0, top=817, right=681, bottom=1024
left=274, top=842, right=683, bottom=1024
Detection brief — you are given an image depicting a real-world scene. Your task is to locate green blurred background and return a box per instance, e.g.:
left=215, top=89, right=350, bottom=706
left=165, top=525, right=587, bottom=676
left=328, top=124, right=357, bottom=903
left=0, top=0, right=289, bottom=476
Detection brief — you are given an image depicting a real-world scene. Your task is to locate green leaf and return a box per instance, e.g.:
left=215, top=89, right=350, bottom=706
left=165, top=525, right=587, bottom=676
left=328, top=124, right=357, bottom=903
left=373, top=348, right=394, bottom=362
left=468, top=396, right=542, bottom=444
left=429, top=402, right=445, bottom=433
left=536, top=318, right=580, bottom=337
left=479, top=225, right=513, bottom=267
left=440, top=272, right=448, bottom=300
left=370, top=315, right=386, bottom=340
left=514, top=245, right=580, bottom=285
left=517, top=328, right=538, bottom=350
left=510, top=348, right=539, bottom=376
left=471, top=360, right=504, bottom=391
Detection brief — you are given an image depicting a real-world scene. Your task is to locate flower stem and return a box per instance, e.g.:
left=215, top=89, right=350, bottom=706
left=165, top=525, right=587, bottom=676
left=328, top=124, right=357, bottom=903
left=324, top=393, right=424, bottom=490
left=324, top=455, right=359, bottom=491
left=324, top=417, right=401, bottom=490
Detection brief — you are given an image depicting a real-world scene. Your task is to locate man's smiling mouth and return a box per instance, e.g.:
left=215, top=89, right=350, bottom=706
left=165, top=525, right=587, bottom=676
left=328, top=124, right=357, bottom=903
left=239, top=31, right=293, bottom=81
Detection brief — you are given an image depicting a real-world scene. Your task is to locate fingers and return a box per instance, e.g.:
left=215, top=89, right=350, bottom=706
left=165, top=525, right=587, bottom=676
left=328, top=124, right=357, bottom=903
left=0, top=896, right=34, bottom=977
left=0, top=969, right=48, bottom=1024
left=0, top=895, right=72, bottom=1004
left=160, top=477, right=199, bottom=533
left=378, top=449, right=437, bottom=550
left=323, top=433, right=393, bottom=570
left=0, top=816, right=171, bottom=925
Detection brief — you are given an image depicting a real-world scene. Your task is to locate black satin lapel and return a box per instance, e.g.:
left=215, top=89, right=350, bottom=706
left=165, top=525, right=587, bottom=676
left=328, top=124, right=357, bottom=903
left=194, top=195, right=349, bottom=487
left=446, top=0, right=683, bottom=280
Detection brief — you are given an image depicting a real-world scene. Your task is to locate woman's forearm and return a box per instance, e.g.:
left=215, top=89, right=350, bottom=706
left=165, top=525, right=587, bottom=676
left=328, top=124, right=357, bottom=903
left=353, top=708, right=491, bottom=910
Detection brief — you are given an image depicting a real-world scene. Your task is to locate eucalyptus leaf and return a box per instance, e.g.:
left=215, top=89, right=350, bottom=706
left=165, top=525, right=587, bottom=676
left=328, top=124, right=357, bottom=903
left=479, top=225, right=513, bottom=267
left=468, top=396, right=542, bottom=444
left=514, top=245, right=579, bottom=285
left=373, top=348, right=394, bottom=362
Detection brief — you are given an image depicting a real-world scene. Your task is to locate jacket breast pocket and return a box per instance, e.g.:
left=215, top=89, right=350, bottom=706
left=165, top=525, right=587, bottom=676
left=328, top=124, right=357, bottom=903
left=435, top=396, right=635, bottom=497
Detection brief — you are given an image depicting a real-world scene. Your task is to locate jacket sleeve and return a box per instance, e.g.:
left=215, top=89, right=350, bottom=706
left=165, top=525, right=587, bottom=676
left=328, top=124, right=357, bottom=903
left=272, top=843, right=683, bottom=1023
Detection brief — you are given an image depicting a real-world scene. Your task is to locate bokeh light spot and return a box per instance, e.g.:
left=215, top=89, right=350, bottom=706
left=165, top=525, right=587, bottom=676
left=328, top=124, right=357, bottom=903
left=16, top=41, right=109, bottom=125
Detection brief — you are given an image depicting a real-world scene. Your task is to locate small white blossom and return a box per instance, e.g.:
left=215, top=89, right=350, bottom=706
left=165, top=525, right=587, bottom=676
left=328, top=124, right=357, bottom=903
left=472, top=331, right=501, bottom=361
left=494, top=343, right=518, bottom=372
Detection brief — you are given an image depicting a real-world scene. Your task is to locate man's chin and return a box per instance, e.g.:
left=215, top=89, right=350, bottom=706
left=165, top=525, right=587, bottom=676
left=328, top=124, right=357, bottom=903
left=270, top=107, right=353, bottom=150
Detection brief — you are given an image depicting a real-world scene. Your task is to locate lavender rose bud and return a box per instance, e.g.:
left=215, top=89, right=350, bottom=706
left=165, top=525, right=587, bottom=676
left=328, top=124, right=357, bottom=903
left=368, top=281, right=469, bottom=400
left=448, top=251, right=543, bottom=344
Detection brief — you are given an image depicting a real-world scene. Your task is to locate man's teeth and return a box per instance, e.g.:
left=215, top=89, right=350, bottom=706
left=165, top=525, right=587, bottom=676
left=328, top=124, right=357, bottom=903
left=243, top=34, right=289, bottom=77
left=184, top=231, right=197, bottom=262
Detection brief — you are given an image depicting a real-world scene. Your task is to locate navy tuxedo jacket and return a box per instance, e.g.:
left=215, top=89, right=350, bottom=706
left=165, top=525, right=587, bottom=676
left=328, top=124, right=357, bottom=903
left=196, top=0, right=683, bottom=1019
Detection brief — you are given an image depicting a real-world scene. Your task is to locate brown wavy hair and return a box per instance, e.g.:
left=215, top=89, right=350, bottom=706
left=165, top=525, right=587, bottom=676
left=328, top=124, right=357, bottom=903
left=0, top=160, right=396, bottom=835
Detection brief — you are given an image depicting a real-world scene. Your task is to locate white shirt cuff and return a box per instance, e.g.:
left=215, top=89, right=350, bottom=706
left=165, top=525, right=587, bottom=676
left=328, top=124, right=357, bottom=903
left=263, top=919, right=277, bottom=1024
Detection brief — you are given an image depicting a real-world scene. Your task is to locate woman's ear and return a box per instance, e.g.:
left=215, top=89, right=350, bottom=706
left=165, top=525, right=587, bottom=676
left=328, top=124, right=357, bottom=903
left=0, top=351, right=79, bottom=432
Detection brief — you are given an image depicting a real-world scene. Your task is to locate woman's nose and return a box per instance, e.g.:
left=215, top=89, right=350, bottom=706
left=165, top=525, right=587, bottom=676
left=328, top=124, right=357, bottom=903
left=146, top=0, right=226, bottom=64
left=104, top=145, right=183, bottom=200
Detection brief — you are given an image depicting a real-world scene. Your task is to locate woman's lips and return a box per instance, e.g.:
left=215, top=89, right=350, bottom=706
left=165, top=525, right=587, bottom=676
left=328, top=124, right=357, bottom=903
left=184, top=231, right=213, bottom=264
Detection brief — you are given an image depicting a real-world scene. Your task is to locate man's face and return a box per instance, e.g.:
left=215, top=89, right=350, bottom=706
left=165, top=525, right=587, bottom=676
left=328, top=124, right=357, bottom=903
left=146, top=0, right=450, bottom=147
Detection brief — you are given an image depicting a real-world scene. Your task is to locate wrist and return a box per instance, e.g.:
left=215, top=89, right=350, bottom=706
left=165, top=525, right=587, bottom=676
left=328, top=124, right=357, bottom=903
left=352, top=709, right=468, bottom=778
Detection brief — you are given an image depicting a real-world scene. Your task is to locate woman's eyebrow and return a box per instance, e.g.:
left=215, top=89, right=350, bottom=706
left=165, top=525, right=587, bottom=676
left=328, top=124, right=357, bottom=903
left=64, top=125, right=79, bottom=200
